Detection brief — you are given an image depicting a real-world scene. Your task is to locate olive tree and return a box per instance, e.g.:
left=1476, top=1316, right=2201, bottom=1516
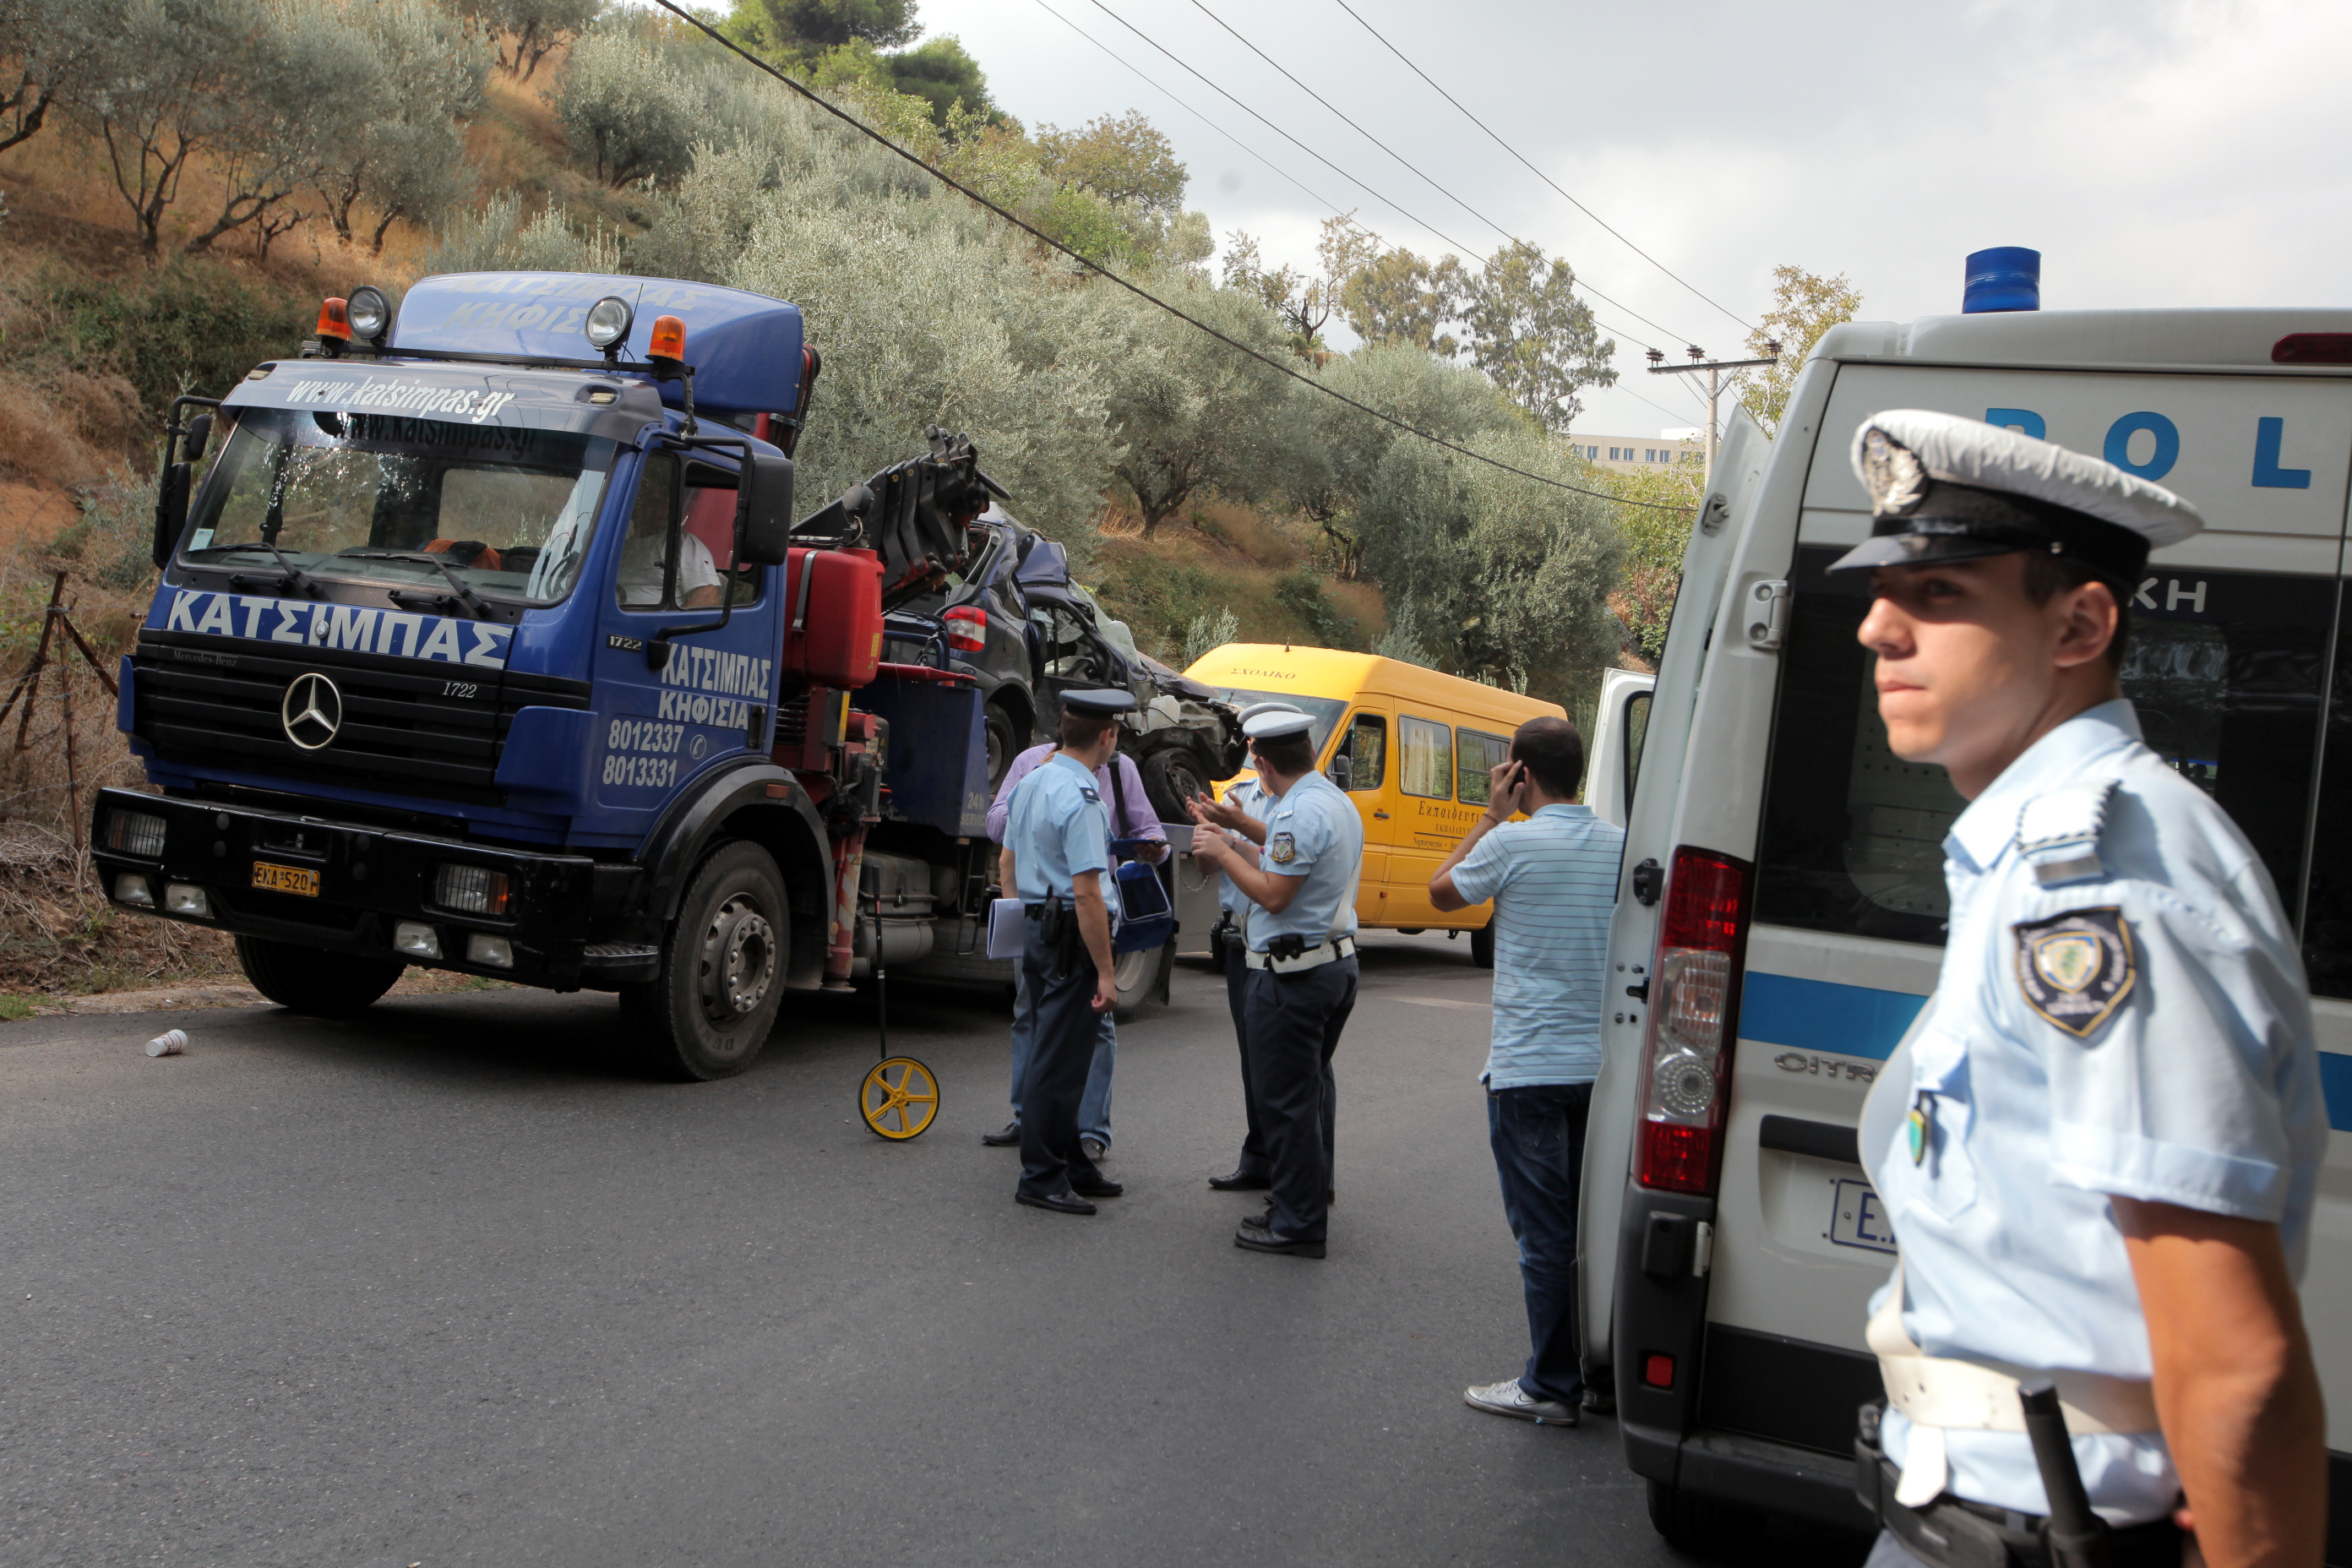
left=1354, top=428, right=1624, bottom=696
left=184, top=0, right=381, bottom=255
left=312, top=0, right=490, bottom=253
left=1100, top=275, right=1309, bottom=536
left=62, top=0, right=259, bottom=253
left=1290, top=340, right=1522, bottom=576
left=462, top=0, right=602, bottom=81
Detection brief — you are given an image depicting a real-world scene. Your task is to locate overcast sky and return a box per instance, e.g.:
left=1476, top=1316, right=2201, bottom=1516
left=898, top=0, right=2352, bottom=440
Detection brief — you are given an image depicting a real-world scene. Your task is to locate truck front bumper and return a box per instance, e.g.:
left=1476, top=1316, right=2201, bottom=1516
left=90, top=788, right=647, bottom=990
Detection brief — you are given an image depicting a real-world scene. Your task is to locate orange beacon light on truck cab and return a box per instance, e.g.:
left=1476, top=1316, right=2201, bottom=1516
left=648, top=314, right=686, bottom=363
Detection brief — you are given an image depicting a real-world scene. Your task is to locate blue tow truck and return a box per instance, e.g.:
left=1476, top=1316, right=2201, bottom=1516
left=88, top=270, right=1185, bottom=1077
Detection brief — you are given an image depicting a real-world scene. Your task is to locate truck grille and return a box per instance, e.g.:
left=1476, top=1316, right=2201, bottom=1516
left=132, top=629, right=590, bottom=805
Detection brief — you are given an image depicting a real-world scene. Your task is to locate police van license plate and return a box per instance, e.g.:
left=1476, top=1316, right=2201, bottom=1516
left=251, top=861, right=320, bottom=897
left=1828, top=1178, right=1897, bottom=1255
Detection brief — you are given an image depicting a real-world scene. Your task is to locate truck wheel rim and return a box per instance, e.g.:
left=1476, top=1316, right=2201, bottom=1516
left=700, top=895, right=776, bottom=1025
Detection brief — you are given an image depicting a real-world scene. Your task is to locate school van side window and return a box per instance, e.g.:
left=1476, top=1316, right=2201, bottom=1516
left=1399, top=716, right=1452, bottom=799
left=1456, top=728, right=1511, bottom=804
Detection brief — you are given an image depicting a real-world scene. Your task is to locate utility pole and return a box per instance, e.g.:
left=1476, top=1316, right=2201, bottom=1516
left=1648, top=341, right=1779, bottom=483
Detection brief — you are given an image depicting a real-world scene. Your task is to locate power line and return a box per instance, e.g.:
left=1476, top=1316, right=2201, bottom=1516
left=646, top=0, right=1695, bottom=514
left=1326, top=0, right=1756, bottom=335
left=1184, top=0, right=1693, bottom=348
left=1077, top=0, right=1490, bottom=266
left=1042, top=0, right=1681, bottom=363
left=1027, top=0, right=1346, bottom=220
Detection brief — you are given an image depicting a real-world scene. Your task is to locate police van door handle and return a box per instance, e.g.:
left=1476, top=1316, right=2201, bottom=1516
left=1372, top=809, right=1391, bottom=819
left=1745, top=579, right=1790, bottom=651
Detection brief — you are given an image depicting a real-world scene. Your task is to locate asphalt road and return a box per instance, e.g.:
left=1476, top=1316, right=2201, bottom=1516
left=1, top=933, right=1868, bottom=1567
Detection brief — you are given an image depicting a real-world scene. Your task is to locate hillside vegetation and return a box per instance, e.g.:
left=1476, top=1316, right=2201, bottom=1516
left=0, top=0, right=1697, bottom=1000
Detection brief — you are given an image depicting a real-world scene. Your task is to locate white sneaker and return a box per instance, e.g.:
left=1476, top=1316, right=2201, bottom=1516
left=1464, top=1378, right=1577, bottom=1426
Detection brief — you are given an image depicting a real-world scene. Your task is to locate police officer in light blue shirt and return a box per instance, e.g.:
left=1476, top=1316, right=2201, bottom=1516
left=1829, top=411, right=2326, bottom=1568
left=1189, top=707, right=1363, bottom=1257
left=1000, top=689, right=1134, bottom=1217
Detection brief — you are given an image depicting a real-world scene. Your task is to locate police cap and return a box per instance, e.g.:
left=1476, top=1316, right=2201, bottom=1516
left=1827, top=409, right=2202, bottom=583
left=1236, top=701, right=1304, bottom=724
left=1059, top=689, right=1137, bottom=717
left=1244, top=709, right=1315, bottom=741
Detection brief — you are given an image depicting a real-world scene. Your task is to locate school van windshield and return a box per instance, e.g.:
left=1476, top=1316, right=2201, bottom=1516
left=180, top=408, right=618, bottom=606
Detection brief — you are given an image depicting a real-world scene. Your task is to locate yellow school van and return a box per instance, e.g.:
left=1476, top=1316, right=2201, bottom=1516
left=1181, top=644, right=1565, bottom=964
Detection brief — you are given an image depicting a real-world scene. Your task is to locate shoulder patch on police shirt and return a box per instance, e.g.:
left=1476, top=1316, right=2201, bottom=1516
left=2013, top=906, right=2136, bottom=1038
left=1269, top=832, right=1295, bottom=864
left=1079, top=787, right=1098, bottom=803
left=2015, top=780, right=2116, bottom=887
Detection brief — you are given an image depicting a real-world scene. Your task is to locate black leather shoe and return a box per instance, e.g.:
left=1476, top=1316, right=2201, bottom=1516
left=1208, top=1168, right=1271, bottom=1191
left=1016, top=1189, right=1097, bottom=1216
left=1070, top=1178, right=1124, bottom=1199
left=1234, top=1222, right=1323, bottom=1258
left=981, top=1122, right=1021, bottom=1147
left=1241, top=1210, right=1270, bottom=1230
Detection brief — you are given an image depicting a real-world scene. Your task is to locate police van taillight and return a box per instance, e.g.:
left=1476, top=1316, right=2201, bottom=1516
left=1634, top=846, right=1754, bottom=1195
left=943, top=605, right=988, bottom=653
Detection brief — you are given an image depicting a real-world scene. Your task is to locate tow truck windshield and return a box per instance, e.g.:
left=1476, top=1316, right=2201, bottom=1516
left=182, top=407, right=617, bottom=606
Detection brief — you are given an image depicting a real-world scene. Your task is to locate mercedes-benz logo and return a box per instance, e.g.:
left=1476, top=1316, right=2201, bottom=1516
left=281, top=672, right=343, bottom=751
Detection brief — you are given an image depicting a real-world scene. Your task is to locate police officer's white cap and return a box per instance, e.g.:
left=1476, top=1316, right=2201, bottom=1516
left=1244, top=709, right=1315, bottom=740
left=1236, top=701, right=1304, bottom=724
left=1828, top=409, right=2202, bottom=581
left=1061, top=689, right=1136, bottom=717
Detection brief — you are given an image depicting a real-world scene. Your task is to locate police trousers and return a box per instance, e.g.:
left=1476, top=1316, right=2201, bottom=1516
left=1244, top=956, right=1356, bottom=1242
left=1015, top=918, right=1107, bottom=1200
left=1223, top=935, right=1271, bottom=1179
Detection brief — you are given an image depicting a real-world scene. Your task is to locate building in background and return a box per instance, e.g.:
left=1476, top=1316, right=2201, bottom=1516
left=1566, top=431, right=1705, bottom=472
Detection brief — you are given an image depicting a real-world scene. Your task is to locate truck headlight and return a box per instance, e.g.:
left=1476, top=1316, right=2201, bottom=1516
left=466, top=934, right=513, bottom=969
left=393, top=922, right=441, bottom=959
left=585, top=295, right=634, bottom=352
left=114, top=874, right=155, bottom=907
left=164, top=883, right=211, bottom=917
left=346, top=285, right=390, bottom=343
left=106, top=809, right=167, bottom=858
left=434, top=863, right=510, bottom=917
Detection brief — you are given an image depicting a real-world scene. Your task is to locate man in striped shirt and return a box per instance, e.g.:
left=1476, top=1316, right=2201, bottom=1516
left=1430, top=716, right=1624, bottom=1427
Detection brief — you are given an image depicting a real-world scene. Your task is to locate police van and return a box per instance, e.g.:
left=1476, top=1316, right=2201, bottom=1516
left=1587, top=266, right=2352, bottom=1559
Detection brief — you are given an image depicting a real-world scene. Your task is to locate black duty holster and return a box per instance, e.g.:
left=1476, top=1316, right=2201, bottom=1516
left=1854, top=1402, right=2181, bottom=1568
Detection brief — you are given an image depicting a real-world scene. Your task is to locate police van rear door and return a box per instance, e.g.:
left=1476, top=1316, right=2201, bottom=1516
left=1580, top=404, right=1776, bottom=1377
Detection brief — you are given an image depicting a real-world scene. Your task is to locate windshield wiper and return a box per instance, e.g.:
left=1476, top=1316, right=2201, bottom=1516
left=335, top=549, right=493, bottom=619
left=187, top=542, right=319, bottom=597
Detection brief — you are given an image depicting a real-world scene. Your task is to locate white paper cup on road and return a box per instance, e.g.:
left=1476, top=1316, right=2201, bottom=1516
left=144, top=1029, right=188, bottom=1058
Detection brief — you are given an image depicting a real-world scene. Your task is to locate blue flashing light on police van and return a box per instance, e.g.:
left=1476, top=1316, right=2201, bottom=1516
left=1963, top=247, right=2041, bottom=314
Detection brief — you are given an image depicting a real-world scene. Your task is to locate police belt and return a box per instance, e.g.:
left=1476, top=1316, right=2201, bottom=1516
left=1871, top=1261, right=2159, bottom=1442
left=1244, top=934, right=1356, bottom=973
left=1856, top=1403, right=2184, bottom=1568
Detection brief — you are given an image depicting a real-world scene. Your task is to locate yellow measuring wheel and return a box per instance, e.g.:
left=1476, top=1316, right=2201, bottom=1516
left=860, top=1055, right=939, bottom=1141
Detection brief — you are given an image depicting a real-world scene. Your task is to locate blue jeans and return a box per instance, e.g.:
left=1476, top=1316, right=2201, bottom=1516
left=1488, top=1082, right=1592, bottom=1405
left=1009, top=961, right=1113, bottom=1146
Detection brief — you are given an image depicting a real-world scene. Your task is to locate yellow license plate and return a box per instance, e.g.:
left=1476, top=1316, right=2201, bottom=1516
left=251, top=862, right=320, bottom=897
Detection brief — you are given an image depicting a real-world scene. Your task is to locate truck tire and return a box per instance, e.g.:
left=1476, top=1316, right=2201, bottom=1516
left=1471, top=919, right=1495, bottom=969
left=622, top=840, right=789, bottom=1081
left=1111, top=939, right=1173, bottom=1021
left=1644, top=1478, right=1764, bottom=1558
left=236, top=935, right=402, bottom=1019
left=1139, top=742, right=1211, bottom=821
left=983, top=700, right=1022, bottom=793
